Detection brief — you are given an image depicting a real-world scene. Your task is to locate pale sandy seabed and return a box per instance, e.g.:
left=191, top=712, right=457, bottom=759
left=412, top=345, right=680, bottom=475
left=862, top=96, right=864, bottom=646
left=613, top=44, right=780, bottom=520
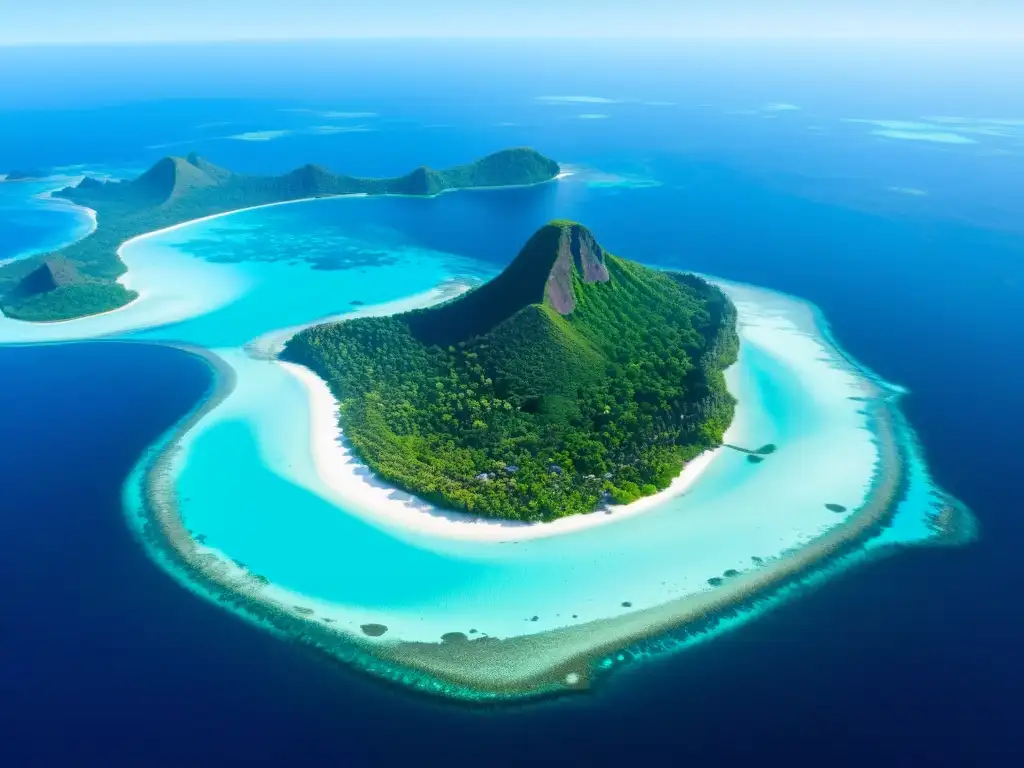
left=0, top=190, right=976, bottom=702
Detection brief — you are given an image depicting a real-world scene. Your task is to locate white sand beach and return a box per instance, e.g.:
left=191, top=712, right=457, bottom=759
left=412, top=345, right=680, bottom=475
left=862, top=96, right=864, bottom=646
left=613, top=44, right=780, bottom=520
left=278, top=359, right=734, bottom=543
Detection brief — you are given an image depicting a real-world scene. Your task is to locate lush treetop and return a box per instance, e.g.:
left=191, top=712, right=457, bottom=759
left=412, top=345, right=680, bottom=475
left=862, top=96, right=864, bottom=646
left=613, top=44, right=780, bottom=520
left=284, top=221, right=738, bottom=522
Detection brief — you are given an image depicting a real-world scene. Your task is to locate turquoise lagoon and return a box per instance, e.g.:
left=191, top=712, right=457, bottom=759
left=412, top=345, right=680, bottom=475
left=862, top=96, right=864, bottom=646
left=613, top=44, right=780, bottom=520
left=0, top=185, right=973, bottom=699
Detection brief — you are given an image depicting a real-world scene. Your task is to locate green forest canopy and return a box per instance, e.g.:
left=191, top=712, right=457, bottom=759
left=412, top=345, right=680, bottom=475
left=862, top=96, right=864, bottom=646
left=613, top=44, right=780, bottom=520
left=283, top=221, right=739, bottom=522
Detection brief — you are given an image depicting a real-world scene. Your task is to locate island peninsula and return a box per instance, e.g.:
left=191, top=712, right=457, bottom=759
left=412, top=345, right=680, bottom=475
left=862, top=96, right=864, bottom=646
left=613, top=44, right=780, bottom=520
left=2, top=169, right=49, bottom=182
left=282, top=221, right=739, bottom=521
left=0, top=148, right=560, bottom=322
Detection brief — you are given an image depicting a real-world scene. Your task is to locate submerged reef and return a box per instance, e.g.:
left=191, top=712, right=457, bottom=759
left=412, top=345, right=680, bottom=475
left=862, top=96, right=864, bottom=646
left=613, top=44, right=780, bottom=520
left=125, top=278, right=975, bottom=704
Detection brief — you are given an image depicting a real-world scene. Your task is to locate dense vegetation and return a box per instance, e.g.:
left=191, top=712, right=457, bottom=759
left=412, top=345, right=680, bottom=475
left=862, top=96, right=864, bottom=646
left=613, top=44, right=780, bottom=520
left=0, top=148, right=559, bottom=322
left=283, top=221, right=738, bottom=522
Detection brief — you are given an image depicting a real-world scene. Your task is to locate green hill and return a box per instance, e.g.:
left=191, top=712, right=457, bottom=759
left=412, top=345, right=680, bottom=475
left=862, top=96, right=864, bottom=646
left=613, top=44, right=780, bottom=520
left=283, top=221, right=738, bottom=522
left=0, top=148, right=559, bottom=322
left=3, top=169, right=49, bottom=182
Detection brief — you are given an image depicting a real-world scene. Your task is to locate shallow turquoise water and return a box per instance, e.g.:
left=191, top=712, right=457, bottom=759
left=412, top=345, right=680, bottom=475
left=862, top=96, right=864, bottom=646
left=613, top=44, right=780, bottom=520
left=126, top=200, right=490, bottom=348
left=0, top=177, right=95, bottom=265
left=0, top=179, right=961, bottom=676
left=146, top=266, right=894, bottom=644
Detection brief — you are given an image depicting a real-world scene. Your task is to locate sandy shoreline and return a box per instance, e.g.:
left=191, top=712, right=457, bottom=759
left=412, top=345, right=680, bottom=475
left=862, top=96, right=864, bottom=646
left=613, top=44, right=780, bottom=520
left=0, top=181, right=98, bottom=269
left=277, top=359, right=732, bottom=543
left=37, top=187, right=98, bottom=234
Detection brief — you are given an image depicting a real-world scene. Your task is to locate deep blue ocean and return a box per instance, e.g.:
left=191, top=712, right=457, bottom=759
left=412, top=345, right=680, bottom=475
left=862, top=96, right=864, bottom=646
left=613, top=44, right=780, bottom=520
left=1, top=41, right=1022, bottom=765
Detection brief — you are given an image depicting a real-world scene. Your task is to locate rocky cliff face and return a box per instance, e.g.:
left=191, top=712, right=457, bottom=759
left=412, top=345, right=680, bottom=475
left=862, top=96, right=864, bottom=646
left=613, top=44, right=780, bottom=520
left=544, top=222, right=610, bottom=314
left=15, top=258, right=81, bottom=297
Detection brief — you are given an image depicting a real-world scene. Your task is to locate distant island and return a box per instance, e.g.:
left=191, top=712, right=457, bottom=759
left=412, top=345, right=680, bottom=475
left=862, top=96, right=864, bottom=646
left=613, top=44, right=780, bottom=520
left=0, top=148, right=560, bottom=322
left=283, top=221, right=738, bottom=521
left=2, top=169, right=49, bottom=182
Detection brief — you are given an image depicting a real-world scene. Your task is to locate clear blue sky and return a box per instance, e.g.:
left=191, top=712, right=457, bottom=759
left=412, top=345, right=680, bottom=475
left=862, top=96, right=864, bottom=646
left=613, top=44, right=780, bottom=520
left=0, top=0, right=1021, bottom=45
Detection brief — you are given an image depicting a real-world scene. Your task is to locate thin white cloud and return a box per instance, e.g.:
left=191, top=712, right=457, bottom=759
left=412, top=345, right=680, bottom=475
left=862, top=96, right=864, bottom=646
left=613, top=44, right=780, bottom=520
left=577, top=113, right=610, bottom=120
left=228, top=125, right=375, bottom=141
left=307, top=125, right=374, bottom=135
left=321, top=111, right=378, bottom=119
left=845, top=119, right=978, bottom=145
left=846, top=119, right=939, bottom=131
left=537, top=96, right=619, bottom=105
left=888, top=186, right=929, bottom=196
left=921, top=116, right=1024, bottom=138
left=846, top=116, right=1024, bottom=144
left=229, top=130, right=293, bottom=142
left=147, top=138, right=203, bottom=149
left=148, top=113, right=380, bottom=149
left=926, top=116, right=1024, bottom=127
left=643, top=100, right=676, bottom=107
left=873, top=129, right=976, bottom=145
left=280, top=108, right=378, bottom=119
left=730, top=104, right=800, bottom=117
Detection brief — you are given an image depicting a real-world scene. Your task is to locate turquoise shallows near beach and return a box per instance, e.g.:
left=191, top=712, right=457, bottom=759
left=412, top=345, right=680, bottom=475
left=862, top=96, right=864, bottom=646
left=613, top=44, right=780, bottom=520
left=0, top=176, right=97, bottom=266
left=0, top=187, right=973, bottom=700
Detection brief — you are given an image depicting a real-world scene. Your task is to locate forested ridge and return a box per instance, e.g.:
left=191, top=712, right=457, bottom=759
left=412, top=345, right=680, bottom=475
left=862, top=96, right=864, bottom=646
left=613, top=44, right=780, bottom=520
left=0, top=148, right=558, bottom=322
left=283, top=221, right=738, bottom=522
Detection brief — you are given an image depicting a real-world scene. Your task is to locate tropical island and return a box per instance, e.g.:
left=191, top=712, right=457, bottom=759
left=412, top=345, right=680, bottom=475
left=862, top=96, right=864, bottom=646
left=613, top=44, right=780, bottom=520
left=0, top=147, right=560, bottom=322
left=282, top=221, right=738, bottom=521
left=2, top=169, right=49, bottom=182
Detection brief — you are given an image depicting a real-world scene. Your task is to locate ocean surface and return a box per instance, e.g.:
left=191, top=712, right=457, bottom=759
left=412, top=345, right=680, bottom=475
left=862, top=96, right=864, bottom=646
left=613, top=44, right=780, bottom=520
left=1, top=40, right=1022, bottom=764
left=0, top=176, right=95, bottom=265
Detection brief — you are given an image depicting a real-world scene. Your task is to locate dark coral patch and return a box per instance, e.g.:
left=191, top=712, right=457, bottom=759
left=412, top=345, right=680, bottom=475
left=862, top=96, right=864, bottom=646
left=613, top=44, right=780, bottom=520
left=441, top=632, right=469, bottom=644
left=360, top=623, right=388, bottom=637
left=747, top=455, right=764, bottom=464
left=621, top=601, right=632, bottom=608
left=707, top=577, right=724, bottom=587
left=825, top=503, right=847, bottom=513
left=723, top=569, right=739, bottom=578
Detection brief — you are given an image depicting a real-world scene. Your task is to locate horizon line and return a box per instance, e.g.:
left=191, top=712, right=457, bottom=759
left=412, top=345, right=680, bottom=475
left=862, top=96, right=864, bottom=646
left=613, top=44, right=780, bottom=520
left=3, top=34, right=1023, bottom=48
